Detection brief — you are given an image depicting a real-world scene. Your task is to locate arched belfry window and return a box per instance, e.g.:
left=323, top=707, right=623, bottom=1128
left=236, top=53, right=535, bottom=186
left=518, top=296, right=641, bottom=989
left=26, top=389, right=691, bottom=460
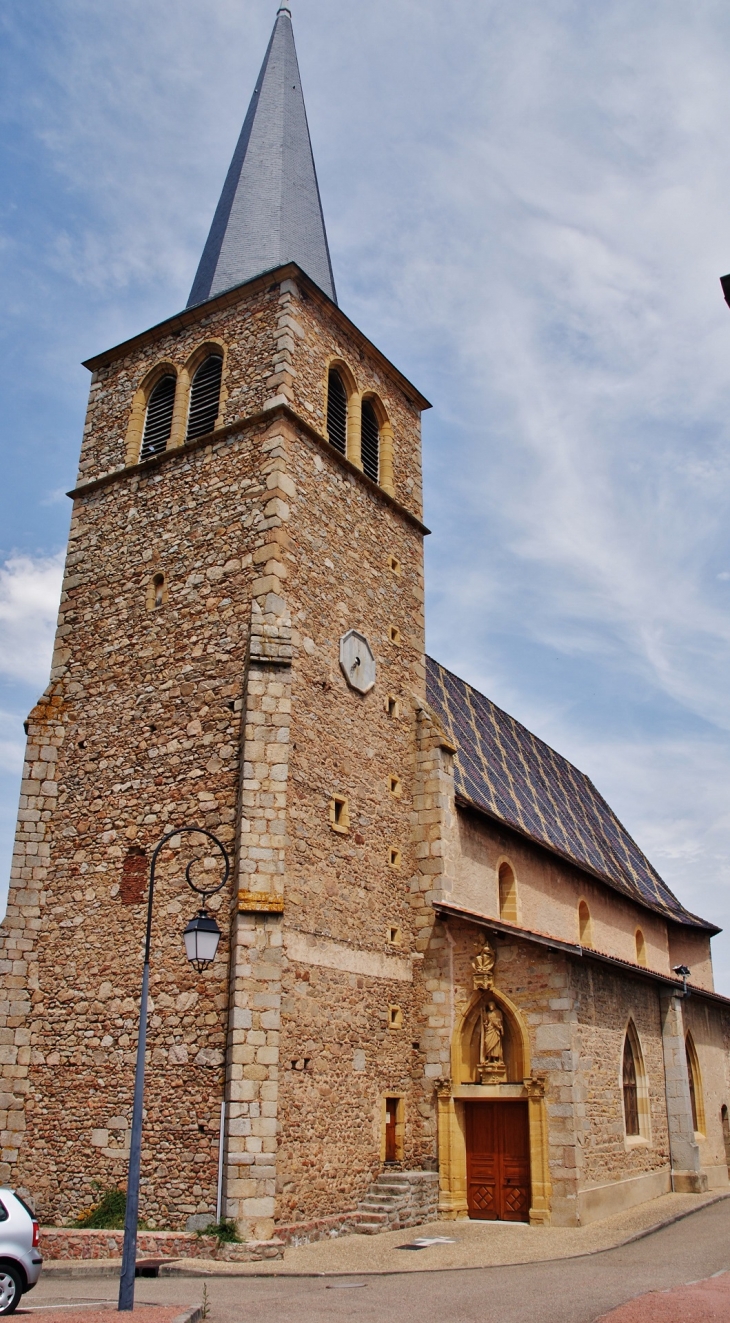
left=326, top=369, right=347, bottom=455
left=141, top=375, right=176, bottom=461
left=361, top=399, right=380, bottom=482
left=186, top=354, right=223, bottom=441
left=622, top=1033, right=640, bottom=1136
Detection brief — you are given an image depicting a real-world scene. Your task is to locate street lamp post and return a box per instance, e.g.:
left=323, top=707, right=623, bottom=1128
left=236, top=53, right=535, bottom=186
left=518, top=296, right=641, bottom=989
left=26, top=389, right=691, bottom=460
left=117, top=826, right=230, bottom=1312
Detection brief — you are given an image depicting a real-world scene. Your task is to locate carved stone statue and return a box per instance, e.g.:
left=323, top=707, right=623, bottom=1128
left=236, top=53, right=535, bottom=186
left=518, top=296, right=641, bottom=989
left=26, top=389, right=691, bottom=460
left=478, top=998, right=507, bottom=1083
left=471, top=938, right=496, bottom=991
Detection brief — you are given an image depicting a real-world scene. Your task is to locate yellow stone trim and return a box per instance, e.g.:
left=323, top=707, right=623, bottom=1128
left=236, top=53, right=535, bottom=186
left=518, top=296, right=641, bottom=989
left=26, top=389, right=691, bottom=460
left=324, top=356, right=359, bottom=464
left=438, top=989, right=552, bottom=1225
left=179, top=339, right=228, bottom=447
left=145, top=571, right=168, bottom=611
left=124, top=361, right=178, bottom=466
left=329, top=795, right=350, bottom=834
left=362, top=392, right=393, bottom=495
left=238, top=890, right=284, bottom=914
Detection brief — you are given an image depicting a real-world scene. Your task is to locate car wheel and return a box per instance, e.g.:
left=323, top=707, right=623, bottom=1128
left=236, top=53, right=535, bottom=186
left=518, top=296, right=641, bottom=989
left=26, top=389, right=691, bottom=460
left=0, top=1265, right=22, bottom=1316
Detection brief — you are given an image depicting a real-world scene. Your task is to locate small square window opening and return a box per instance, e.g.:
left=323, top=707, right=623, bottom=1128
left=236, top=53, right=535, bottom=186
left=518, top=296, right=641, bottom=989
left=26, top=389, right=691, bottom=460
left=389, top=847, right=401, bottom=869
left=329, top=795, right=350, bottom=834
left=388, top=1005, right=403, bottom=1030
left=388, top=555, right=401, bottom=575
left=389, top=625, right=401, bottom=645
left=387, top=925, right=402, bottom=946
left=386, top=696, right=400, bottom=719
left=146, top=572, right=168, bottom=611
left=388, top=775, right=402, bottom=798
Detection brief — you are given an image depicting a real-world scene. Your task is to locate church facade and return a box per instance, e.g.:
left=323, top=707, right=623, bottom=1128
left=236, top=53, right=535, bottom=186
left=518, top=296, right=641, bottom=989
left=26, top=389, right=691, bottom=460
left=2, top=4, right=730, bottom=1240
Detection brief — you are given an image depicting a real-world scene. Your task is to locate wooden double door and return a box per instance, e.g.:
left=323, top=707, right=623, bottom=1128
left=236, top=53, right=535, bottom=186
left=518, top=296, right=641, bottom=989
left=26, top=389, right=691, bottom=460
left=465, top=1101, right=531, bottom=1222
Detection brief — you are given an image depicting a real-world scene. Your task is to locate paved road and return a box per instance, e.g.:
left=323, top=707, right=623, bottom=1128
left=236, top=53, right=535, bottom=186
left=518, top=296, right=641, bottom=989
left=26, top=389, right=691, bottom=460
left=24, top=1199, right=730, bottom=1323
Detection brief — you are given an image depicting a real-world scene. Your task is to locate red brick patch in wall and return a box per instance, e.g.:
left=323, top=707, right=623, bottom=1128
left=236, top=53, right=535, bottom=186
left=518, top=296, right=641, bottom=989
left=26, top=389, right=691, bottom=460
left=120, top=848, right=148, bottom=904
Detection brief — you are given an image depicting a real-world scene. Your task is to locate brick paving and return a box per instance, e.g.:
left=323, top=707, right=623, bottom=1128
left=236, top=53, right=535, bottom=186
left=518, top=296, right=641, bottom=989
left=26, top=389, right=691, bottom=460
left=598, top=1271, right=730, bottom=1322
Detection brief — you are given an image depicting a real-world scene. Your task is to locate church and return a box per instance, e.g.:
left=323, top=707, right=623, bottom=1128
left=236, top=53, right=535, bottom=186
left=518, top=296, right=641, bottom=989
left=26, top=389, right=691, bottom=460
left=2, top=3, right=729, bottom=1240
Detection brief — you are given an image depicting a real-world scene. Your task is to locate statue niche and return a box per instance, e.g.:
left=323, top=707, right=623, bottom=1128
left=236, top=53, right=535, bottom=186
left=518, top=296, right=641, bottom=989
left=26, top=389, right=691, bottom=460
left=478, top=999, right=506, bottom=1083
left=462, top=993, right=523, bottom=1083
left=458, top=938, right=525, bottom=1084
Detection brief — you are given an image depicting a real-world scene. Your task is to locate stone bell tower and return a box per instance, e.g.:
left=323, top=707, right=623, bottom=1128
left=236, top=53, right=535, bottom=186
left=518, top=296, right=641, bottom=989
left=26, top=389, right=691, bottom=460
left=0, top=3, right=435, bottom=1238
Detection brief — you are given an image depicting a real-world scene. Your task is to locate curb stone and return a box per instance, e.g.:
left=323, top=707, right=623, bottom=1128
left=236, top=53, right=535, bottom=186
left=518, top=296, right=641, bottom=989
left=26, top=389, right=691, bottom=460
left=172, top=1311, right=202, bottom=1323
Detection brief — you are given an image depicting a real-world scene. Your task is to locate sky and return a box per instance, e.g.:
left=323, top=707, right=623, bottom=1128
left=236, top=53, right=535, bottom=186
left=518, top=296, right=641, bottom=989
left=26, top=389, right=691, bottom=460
left=2, top=0, right=730, bottom=989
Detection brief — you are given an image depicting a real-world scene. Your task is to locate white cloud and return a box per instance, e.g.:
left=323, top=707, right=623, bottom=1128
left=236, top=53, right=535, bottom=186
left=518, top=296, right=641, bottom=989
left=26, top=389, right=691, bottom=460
left=0, top=554, right=64, bottom=687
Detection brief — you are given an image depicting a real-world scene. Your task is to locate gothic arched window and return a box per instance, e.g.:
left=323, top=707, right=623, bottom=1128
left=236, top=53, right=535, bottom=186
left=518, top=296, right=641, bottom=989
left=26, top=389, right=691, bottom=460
left=685, top=1032, right=704, bottom=1134
left=622, top=1033, right=640, bottom=1136
left=186, top=354, right=223, bottom=441
left=326, top=369, right=347, bottom=454
left=361, top=399, right=380, bottom=482
left=140, top=374, right=176, bottom=460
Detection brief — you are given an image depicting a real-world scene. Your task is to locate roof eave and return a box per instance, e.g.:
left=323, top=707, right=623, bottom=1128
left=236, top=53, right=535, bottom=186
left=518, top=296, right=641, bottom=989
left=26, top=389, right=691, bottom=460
left=454, top=792, right=719, bottom=934
left=433, top=900, right=728, bottom=1004
left=82, top=262, right=432, bottom=412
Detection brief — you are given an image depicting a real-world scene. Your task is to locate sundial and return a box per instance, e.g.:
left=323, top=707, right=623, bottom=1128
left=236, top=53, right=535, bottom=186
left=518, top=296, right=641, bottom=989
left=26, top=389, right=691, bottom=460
left=339, top=630, right=376, bottom=694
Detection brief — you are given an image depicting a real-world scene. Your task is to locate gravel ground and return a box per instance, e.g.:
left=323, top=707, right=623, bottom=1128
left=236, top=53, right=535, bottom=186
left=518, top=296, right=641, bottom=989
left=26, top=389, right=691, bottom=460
left=153, top=1189, right=728, bottom=1276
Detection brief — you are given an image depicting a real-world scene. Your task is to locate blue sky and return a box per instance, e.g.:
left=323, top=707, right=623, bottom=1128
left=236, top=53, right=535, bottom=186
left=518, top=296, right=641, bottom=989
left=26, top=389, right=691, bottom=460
left=2, top=0, right=730, bottom=989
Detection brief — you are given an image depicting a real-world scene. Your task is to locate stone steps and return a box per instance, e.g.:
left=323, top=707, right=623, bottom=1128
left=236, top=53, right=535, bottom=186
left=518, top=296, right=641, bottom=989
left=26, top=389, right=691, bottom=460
left=355, top=1170, right=439, bottom=1236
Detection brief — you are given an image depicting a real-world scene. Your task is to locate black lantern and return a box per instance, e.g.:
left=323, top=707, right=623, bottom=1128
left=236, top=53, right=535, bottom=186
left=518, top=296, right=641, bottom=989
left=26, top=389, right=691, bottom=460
left=184, top=909, right=222, bottom=972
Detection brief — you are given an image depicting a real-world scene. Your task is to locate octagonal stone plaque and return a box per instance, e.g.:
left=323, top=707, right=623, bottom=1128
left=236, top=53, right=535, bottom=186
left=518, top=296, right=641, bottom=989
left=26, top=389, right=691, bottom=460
left=339, top=629, right=376, bottom=694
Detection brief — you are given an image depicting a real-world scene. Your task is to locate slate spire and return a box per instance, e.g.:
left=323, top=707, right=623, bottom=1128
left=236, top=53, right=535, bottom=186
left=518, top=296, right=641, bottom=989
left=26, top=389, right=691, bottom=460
left=187, top=3, right=336, bottom=307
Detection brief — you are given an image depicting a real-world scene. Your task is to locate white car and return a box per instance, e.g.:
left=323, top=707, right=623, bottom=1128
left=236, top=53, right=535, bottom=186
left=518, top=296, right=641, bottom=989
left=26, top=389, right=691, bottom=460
left=0, top=1190, right=42, bottom=1315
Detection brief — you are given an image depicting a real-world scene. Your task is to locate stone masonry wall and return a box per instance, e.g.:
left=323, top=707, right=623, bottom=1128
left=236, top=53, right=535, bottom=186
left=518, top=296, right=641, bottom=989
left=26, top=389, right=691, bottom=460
left=571, top=962, right=669, bottom=1192
left=1, top=272, right=430, bottom=1232
left=257, top=402, right=429, bottom=1223
left=0, top=411, right=272, bottom=1224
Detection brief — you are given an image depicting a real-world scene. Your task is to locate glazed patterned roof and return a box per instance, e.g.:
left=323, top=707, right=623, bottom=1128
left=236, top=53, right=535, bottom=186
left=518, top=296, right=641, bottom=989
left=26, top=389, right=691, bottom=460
left=426, top=658, right=713, bottom=930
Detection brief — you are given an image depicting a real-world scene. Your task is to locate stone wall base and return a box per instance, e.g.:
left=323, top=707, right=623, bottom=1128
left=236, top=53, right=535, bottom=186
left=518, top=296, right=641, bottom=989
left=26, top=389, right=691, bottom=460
left=701, top=1164, right=730, bottom=1191
left=40, top=1187, right=442, bottom=1262
left=672, top=1170, right=709, bottom=1194
left=576, top=1167, right=671, bottom=1225
left=39, top=1229, right=283, bottom=1263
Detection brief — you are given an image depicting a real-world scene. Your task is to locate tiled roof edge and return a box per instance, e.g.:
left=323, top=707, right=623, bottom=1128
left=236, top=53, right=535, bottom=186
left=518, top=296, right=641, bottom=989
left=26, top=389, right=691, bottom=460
left=433, top=902, right=727, bottom=1002
left=427, top=655, right=716, bottom=933
left=454, top=793, right=717, bottom=933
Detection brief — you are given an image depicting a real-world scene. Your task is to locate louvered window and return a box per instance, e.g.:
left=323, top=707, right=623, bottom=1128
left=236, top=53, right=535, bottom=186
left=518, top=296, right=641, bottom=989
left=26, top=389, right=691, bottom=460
left=140, top=375, right=176, bottom=460
left=187, top=354, right=223, bottom=441
left=327, top=369, right=347, bottom=454
left=361, top=400, right=380, bottom=483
